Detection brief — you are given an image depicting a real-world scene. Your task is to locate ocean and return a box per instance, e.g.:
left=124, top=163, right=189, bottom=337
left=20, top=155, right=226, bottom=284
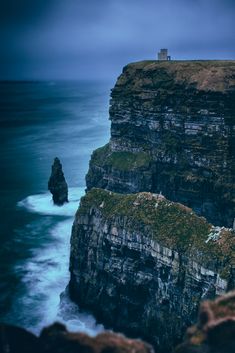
left=0, top=81, right=111, bottom=335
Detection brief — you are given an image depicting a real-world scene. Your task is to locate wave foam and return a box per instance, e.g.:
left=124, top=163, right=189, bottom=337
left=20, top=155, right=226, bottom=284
left=14, top=186, right=103, bottom=336
left=18, top=187, right=85, bottom=217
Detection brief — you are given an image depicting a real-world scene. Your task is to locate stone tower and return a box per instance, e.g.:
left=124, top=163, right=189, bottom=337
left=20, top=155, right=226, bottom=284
left=157, top=48, right=171, bottom=61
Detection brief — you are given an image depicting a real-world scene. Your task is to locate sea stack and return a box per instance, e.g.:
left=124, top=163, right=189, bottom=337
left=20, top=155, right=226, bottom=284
left=48, top=157, right=68, bottom=205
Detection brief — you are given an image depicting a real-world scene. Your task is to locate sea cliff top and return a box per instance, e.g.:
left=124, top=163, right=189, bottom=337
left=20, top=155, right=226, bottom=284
left=115, top=60, right=235, bottom=93
left=77, top=188, right=235, bottom=279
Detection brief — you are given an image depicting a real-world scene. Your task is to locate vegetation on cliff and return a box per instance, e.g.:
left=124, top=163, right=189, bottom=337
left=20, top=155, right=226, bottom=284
left=116, top=60, right=235, bottom=93
left=86, top=60, right=235, bottom=227
left=89, top=143, right=151, bottom=171
left=77, top=188, right=234, bottom=279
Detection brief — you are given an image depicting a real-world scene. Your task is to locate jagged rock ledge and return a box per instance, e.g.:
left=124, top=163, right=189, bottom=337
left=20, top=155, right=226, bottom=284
left=0, top=322, right=153, bottom=353
left=69, top=188, right=235, bottom=352
left=1, top=291, right=235, bottom=353
left=86, top=60, right=235, bottom=227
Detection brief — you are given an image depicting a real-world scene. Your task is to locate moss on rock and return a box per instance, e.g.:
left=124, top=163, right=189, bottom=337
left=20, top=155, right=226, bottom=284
left=90, top=143, right=151, bottom=171
left=77, top=188, right=235, bottom=279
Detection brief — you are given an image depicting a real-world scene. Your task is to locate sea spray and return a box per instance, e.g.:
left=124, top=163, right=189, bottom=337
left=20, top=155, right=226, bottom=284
left=14, top=187, right=103, bottom=335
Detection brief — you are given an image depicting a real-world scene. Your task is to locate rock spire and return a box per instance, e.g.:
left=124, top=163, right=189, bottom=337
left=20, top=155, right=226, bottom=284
left=48, top=157, right=68, bottom=205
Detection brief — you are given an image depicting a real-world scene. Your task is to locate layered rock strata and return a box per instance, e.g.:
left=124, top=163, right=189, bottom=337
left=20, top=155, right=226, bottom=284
left=69, top=188, right=235, bottom=352
left=86, top=61, right=235, bottom=227
left=48, top=157, right=68, bottom=205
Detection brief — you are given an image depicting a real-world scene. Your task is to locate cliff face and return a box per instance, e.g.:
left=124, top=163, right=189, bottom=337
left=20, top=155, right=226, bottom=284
left=86, top=61, right=235, bottom=227
left=69, top=188, right=235, bottom=352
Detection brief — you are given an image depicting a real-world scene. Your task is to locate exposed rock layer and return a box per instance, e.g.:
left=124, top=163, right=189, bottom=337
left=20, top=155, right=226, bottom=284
left=69, top=188, right=235, bottom=352
left=48, top=157, right=68, bottom=205
left=86, top=61, right=235, bottom=227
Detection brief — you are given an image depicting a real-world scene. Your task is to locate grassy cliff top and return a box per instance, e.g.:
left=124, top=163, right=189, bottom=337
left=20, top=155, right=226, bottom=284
left=115, top=60, right=235, bottom=93
left=89, top=143, right=151, bottom=171
left=77, top=188, right=235, bottom=278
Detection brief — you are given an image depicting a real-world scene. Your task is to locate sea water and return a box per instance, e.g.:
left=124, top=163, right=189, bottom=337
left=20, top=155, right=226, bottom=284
left=0, top=81, right=111, bottom=335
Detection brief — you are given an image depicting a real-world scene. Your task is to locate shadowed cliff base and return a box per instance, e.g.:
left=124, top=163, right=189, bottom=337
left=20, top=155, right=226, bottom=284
left=1, top=290, right=235, bottom=353
left=86, top=60, right=235, bottom=228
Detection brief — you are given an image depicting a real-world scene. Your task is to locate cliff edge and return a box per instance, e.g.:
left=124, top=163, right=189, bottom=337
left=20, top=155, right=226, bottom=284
left=86, top=61, right=235, bottom=227
left=69, top=188, right=235, bottom=352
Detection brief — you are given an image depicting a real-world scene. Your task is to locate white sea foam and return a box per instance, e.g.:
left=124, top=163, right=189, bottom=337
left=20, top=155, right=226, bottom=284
left=18, top=187, right=85, bottom=217
left=15, top=187, right=104, bottom=336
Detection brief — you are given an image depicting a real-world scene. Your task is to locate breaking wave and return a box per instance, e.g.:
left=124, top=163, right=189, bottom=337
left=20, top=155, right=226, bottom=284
left=17, top=187, right=85, bottom=217
left=14, top=187, right=104, bottom=335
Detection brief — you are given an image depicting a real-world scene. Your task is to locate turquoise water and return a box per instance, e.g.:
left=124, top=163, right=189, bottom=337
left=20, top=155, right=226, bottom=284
left=0, top=81, right=111, bottom=334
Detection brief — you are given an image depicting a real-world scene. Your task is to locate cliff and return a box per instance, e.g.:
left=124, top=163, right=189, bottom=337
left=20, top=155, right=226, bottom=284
left=69, top=188, right=235, bottom=352
left=86, top=61, right=235, bottom=227
left=0, top=322, right=153, bottom=353
left=1, top=291, right=235, bottom=353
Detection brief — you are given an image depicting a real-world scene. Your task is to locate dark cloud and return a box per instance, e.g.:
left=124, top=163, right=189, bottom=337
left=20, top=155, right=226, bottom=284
left=1, top=0, right=234, bottom=80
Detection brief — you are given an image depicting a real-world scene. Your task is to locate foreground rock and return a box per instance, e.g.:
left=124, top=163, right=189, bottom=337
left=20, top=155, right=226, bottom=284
left=48, top=157, right=68, bottom=205
left=1, top=291, right=234, bottom=353
left=86, top=60, right=235, bottom=227
left=176, top=290, right=235, bottom=353
left=0, top=322, right=153, bottom=353
left=69, top=188, right=235, bottom=352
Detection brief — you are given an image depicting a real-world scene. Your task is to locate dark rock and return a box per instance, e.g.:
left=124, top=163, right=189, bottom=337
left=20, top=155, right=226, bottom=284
left=69, top=188, right=235, bottom=352
left=0, top=323, right=41, bottom=353
left=48, top=157, right=68, bottom=205
left=0, top=291, right=235, bottom=353
left=40, top=322, right=154, bottom=353
left=0, top=322, right=153, bottom=353
left=86, top=61, right=235, bottom=227
left=176, top=290, right=235, bottom=353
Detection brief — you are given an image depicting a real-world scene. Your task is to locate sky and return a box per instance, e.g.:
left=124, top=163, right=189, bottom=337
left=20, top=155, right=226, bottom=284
left=1, top=0, right=235, bottom=80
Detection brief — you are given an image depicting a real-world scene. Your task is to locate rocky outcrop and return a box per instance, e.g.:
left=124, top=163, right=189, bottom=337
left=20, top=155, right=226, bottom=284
left=0, top=322, right=153, bottom=353
left=0, top=323, right=154, bottom=353
left=86, top=61, right=235, bottom=227
left=69, top=188, right=235, bottom=352
left=40, top=323, right=153, bottom=353
left=176, top=290, right=235, bottom=353
left=1, top=291, right=235, bottom=353
left=48, top=157, right=68, bottom=205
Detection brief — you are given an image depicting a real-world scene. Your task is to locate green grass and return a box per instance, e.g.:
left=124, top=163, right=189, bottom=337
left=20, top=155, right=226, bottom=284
left=77, top=188, right=235, bottom=279
left=90, top=143, right=151, bottom=171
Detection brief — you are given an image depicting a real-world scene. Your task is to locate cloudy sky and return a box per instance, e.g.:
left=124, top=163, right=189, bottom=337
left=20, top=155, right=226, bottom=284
left=1, top=0, right=235, bottom=80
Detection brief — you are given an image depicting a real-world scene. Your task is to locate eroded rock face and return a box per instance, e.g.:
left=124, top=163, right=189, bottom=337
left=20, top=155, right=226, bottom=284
left=48, top=157, right=68, bottom=205
left=69, top=188, right=235, bottom=352
left=0, top=322, right=153, bottom=353
left=86, top=61, right=235, bottom=227
left=176, top=290, right=235, bottom=353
